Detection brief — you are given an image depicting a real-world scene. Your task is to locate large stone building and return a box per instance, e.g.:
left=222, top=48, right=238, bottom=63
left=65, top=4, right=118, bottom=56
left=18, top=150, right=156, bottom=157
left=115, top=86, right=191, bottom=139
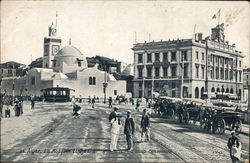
left=0, top=22, right=126, bottom=99
left=132, top=24, right=244, bottom=100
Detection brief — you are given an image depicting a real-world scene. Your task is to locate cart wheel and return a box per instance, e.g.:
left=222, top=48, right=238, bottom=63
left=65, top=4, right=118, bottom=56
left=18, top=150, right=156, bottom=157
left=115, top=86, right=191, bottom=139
left=217, top=119, right=226, bottom=134
left=169, top=109, right=175, bottom=118
left=235, top=120, right=242, bottom=135
left=184, top=112, right=189, bottom=124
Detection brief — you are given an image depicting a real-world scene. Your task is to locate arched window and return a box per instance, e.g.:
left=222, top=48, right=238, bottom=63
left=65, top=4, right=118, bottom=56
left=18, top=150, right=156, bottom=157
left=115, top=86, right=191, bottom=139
left=230, top=88, right=234, bottom=94
left=195, top=87, right=199, bottom=98
left=216, top=88, right=220, bottom=92
left=93, top=77, right=96, bottom=85
left=211, top=87, right=215, bottom=92
left=226, top=88, right=229, bottom=93
left=200, top=87, right=204, bottom=99
left=89, top=77, right=92, bottom=85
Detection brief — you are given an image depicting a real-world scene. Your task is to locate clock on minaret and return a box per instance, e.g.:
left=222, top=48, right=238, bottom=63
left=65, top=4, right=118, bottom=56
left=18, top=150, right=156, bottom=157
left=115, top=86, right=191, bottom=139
left=52, top=45, right=60, bottom=55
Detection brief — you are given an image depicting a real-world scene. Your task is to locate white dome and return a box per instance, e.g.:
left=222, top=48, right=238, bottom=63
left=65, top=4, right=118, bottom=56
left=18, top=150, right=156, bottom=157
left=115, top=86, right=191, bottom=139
left=53, top=45, right=88, bottom=71
left=56, top=45, right=84, bottom=57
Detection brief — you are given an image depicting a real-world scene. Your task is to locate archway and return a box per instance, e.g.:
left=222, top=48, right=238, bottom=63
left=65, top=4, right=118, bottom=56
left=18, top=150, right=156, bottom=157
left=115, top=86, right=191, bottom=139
left=216, top=88, right=220, bottom=92
left=211, top=87, right=215, bottom=92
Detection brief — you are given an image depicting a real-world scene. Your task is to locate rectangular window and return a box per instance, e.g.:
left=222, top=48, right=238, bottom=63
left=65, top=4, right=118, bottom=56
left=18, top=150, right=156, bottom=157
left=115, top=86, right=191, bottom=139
left=220, top=68, right=224, bottom=80
left=239, top=71, right=242, bottom=82
left=155, top=53, right=160, bottom=62
left=147, top=53, right=152, bottom=63
left=155, top=67, right=160, bottom=77
left=202, top=67, right=205, bottom=79
left=210, top=68, right=214, bottom=79
left=202, top=52, right=205, bottom=61
left=163, top=53, right=168, bottom=61
left=139, top=82, right=142, bottom=89
left=31, top=76, right=35, bottom=85
left=225, top=69, right=228, bottom=80
left=147, top=67, right=152, bottom=78
left=230, top=70, right=233, bottom=80
left=114, top=90, right=117, bottom=95
left=196, top=66, right=199, bottom=78
left=182, top=51, right=188, bottom=61
left=52, top=60, right=56, bottom=67
left=163, top=67, right=168, bottom=77
left=138, top=68, right=143, bottom=78
left=239, top=61, right=241, bottom=67
left=171, top=65, right=177, bottom=77
left=171, top=52, right=176, bottom=61
left=138, top=53, right=143, bottom=63
left=216, top=68, right=219, bottom=79
left=8, top=69, right=12, bottom=74
left=184, top=65, right=188, bottom=78
left=196, top=51, right=199, bottom=60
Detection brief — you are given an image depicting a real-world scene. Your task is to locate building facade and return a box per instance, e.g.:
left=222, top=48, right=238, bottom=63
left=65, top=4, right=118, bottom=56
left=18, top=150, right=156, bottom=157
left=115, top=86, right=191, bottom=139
left=132, top=24, right=244, bottom=100
left=0, top=22, right=127, bottom=99
left=243, top=68, right=250, bottom=103
left=0, top=61, right=27, bottom=78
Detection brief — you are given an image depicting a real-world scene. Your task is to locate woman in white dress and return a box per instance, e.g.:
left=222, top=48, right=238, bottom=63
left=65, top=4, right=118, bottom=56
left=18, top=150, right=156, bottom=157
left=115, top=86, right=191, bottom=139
left=110, top=114, right=122, bottom=151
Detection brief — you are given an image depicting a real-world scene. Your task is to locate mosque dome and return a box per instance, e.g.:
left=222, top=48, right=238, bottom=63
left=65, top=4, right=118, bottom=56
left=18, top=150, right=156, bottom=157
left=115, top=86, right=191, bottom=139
left=56, top=45, right=85, bottom=57
left=54, top=45, right=88, bottom=72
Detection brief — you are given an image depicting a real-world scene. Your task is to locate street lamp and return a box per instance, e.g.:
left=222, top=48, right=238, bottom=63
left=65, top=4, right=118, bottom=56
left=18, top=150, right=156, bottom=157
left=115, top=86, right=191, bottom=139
left=221, top=85, right=225, bottom=102
left=103, top=82, right=108, bottom=104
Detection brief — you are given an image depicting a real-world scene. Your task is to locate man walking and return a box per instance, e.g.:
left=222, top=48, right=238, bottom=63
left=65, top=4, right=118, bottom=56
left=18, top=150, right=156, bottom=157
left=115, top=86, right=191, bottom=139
left=92, top=97, right=95, bottom=108
left=108, top=97, right=113, bottom=108
left=141, top=109, right=150, bottom=142
left=31, top=96, right=35, bottom=110
left=227, top=130, right=241, bottom=163
left=72, top=102, right=81, bottom=117
left=124, top=111, right=135, bottom=151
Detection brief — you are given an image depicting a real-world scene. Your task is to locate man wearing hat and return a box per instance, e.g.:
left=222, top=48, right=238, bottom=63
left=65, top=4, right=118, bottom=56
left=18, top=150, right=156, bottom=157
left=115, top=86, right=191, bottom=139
left=227, top=130, right=241, bottom=163
left=141, top=109, right=150, bottom=142
left=124, top=111, right=135, bottom=151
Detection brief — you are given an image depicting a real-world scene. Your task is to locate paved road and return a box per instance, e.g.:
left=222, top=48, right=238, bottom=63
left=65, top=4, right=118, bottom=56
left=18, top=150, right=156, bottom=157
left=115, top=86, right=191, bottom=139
left=1, top=102, right=249, bottom=162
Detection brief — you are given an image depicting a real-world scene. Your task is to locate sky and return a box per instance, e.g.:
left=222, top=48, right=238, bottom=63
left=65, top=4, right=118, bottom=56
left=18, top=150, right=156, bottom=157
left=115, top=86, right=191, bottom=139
left=1, top=1, right=249, bottom=67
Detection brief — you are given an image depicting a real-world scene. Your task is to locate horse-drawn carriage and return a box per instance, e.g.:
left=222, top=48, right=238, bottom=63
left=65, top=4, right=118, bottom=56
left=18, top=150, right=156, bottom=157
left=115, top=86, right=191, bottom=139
left=212, top=109, right=242, bottom=134
left=156, top=96, right=243, bottom=135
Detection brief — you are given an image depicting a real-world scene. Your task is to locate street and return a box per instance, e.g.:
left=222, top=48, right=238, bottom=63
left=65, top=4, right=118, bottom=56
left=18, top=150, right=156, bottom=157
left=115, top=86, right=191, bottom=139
left=1, top=101, right=249, bottom=162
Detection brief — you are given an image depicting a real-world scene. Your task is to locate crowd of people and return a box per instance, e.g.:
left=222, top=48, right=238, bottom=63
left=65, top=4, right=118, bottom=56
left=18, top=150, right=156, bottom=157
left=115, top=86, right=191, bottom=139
left=0, top=93, right=243, bottom=162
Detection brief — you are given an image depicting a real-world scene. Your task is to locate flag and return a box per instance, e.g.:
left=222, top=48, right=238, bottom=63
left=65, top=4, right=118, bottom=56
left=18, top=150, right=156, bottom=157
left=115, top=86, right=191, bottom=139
left=212, top=9, right=221, bottom=19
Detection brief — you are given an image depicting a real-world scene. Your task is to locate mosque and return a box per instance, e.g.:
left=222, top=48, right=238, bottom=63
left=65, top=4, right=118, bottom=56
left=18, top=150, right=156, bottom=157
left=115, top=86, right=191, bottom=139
left=1, top=21, right=127, bottom=99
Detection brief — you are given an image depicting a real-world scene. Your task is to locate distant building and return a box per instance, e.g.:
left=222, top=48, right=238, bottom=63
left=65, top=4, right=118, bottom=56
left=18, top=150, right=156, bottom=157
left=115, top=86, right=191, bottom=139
left=132, top=24, right=244, bottom=100
left=0, top=61, right=26, bottom=77
left=29, top=57, right=43, bottom=69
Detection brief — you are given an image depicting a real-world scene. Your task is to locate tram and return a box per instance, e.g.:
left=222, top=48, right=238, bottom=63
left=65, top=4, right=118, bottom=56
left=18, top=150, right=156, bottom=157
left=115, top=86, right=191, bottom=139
left=41, top=87, right=74, bottom=102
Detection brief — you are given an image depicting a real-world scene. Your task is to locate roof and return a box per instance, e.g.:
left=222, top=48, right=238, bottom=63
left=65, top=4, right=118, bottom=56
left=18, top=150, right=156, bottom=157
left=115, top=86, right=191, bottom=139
left=56, top=45, right=84, bottom=57
left=0, top=61, right=24, bottom=68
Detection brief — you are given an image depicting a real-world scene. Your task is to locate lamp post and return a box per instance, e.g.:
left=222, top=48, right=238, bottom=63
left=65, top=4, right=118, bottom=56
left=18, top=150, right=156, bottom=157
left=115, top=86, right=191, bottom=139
left=103, top=62, right=108, bottom=104
left=222, top=85, right=224, bottom=102
left=12, top=64, right=15, bottom=105
left=103, top=82, right=108, bottom=104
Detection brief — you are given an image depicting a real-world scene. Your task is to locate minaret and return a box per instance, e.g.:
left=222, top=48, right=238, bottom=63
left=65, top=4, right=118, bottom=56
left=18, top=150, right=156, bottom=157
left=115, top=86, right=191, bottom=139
left=42, top=12, right=62, bottom=68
